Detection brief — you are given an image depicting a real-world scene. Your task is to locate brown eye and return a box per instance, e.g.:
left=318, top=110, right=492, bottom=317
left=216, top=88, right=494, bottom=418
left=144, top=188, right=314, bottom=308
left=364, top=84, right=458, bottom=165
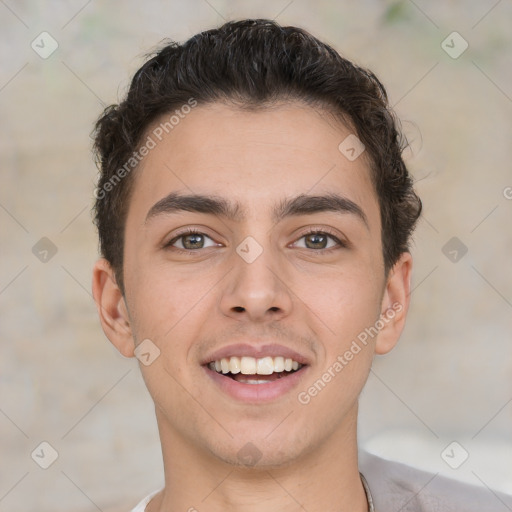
left=304, top=233, right=329, bottom=249
left=294, top=231, right=341, bottom=250
left=181, top=233, right=205, bottom=249
left=169, top=231, right=218, bottom=250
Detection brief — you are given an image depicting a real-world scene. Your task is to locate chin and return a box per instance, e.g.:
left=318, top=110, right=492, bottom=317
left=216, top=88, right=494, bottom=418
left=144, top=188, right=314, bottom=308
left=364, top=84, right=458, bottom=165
left=207, top=432, right=311, bottom=470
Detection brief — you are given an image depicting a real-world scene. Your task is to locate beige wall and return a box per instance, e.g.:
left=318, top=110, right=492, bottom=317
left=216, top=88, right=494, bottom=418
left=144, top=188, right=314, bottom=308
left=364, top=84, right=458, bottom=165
left=1, top=1, right=511, bottom=510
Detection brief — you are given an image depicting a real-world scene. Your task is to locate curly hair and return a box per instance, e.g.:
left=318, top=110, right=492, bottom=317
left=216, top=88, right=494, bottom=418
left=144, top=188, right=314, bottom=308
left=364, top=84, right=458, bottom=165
left=93, top=18, right=422, bottom=292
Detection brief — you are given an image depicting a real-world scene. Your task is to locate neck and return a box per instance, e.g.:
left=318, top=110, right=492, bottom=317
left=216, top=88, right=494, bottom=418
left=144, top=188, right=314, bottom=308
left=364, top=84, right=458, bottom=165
left=149, top=406, right=368, bottom=512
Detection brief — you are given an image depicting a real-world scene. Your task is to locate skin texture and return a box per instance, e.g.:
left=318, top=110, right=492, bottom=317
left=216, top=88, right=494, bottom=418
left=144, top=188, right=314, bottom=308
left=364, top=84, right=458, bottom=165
left=92, top=102, right=412, bottom=512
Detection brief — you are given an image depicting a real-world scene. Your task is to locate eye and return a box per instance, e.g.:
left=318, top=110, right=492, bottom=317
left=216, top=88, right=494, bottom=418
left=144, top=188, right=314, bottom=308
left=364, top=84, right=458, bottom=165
left=168, top=230, right=219, bottom=251
left=293, top=231, right=343, bottom=250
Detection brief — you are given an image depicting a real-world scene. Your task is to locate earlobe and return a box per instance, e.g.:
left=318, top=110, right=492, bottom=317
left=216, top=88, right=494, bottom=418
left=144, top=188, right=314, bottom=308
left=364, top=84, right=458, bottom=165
left=92, top=259, right=135, bottom=358
left=375, top=252, right=413, bottom=355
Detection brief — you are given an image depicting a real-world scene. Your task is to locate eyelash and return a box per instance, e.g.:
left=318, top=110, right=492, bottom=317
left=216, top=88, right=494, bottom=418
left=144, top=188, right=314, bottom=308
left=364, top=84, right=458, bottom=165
left=294, top=227, right=346, bottom=252
left=165, top=227, right=346, bottom=254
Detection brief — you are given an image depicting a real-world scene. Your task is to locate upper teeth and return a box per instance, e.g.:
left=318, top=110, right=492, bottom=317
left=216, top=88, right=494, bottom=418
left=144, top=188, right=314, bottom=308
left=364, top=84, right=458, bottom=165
left=209, top=356, right=302, bottom=375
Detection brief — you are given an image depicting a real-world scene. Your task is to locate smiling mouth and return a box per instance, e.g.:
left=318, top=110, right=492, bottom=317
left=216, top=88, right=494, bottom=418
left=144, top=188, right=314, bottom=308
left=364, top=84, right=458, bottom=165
left=207, top=355, right=305, bottom=384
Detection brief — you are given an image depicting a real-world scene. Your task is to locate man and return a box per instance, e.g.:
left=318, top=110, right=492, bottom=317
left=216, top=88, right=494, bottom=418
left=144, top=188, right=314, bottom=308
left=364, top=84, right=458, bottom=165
left=91, top=19, right=511, bottom=512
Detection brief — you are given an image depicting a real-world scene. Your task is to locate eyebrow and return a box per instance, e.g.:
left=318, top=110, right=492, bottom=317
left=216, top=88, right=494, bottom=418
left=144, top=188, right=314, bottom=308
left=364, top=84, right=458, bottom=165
left=145, top=192, right=369, bottom=228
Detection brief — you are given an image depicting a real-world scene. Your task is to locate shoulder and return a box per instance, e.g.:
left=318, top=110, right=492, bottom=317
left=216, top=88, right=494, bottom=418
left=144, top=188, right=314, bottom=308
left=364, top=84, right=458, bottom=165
left=359, top=451, right=512, bottom=512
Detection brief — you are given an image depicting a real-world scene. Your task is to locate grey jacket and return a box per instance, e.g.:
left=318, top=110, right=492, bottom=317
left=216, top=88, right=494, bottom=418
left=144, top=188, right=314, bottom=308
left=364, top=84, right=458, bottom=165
left=360, top=451, right=512, bottom=511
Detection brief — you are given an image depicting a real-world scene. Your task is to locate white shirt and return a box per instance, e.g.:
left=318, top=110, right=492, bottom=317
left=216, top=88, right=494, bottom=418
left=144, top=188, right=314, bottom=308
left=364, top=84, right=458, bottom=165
left=131, top=488, right=161, bottom=512
left=130, top=451, right=512, bottom=511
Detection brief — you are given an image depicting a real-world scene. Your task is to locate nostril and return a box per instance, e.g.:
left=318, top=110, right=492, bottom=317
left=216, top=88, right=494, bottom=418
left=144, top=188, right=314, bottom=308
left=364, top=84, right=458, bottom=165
left=232, top=306, right=245, bottom=312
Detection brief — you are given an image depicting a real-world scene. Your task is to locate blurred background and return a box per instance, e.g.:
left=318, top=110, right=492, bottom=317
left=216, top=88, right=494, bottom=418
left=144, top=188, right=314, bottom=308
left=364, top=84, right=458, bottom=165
left=1, top=1, right=511, bottom=510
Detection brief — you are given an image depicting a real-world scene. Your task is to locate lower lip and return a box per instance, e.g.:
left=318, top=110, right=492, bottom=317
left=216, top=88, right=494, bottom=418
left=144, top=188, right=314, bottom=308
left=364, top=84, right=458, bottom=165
left=204, top=366, right=308, bottom=403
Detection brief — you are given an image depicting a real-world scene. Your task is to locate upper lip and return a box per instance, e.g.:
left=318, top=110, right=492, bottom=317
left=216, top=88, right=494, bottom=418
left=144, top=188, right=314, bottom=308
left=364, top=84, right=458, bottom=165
left=202, top=343, right=310, bottom=366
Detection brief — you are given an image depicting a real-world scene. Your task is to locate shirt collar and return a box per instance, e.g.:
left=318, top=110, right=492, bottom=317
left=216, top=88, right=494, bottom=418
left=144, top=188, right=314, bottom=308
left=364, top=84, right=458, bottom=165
left=360, top=472, right=375, bottom=512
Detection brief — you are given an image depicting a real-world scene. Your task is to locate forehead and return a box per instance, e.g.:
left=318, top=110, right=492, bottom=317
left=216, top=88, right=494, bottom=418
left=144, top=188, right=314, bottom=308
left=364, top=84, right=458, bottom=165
left=127, top=101, right=379, bottom=228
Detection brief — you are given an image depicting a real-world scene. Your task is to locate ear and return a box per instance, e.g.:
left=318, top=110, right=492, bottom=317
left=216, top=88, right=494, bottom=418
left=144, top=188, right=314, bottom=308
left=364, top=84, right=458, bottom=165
left=375, top=252, right=413, bottom=355
left=92, top=258, right=135, bottom=358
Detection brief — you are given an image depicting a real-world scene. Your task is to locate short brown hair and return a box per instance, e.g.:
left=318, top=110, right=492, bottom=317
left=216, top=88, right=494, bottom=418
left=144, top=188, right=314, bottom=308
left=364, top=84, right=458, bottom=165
left=93, top=18, right=421, bottom=292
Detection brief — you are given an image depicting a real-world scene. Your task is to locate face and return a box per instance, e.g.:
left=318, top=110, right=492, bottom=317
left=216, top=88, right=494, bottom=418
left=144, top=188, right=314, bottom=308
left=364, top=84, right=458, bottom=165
left=93, top=101, right=411, bottom=469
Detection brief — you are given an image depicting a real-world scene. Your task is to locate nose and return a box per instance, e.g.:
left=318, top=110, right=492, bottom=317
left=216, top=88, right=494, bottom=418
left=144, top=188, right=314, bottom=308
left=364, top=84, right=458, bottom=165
left=219, top=243, right=293, bottom=323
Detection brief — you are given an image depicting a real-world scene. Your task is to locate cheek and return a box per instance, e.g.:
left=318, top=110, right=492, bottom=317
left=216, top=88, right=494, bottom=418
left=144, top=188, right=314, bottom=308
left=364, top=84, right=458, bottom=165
left=295, top=264, right=383, bottom=337
left=294, top=263, right=383, bottom=406
left=296, top=277, right=378, bottom=418
left=125, top=267, right=204, bottom=403
left=125, top=256, right=205, bottom=337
